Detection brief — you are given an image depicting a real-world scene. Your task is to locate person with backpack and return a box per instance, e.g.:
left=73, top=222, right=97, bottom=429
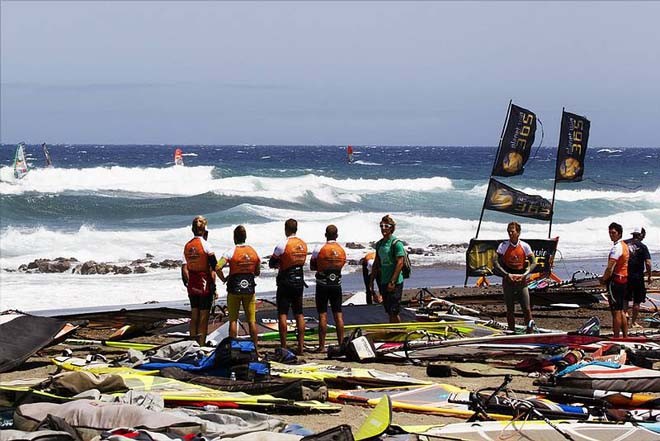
left=625, top=226, right=653, bottom=329
left=369, top=215, right=407, bottom=323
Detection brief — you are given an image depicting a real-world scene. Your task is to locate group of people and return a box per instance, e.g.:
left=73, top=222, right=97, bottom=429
left=180, top=214, right=408, bottom=354
left=601, top=223, right=653, bottom=338
left=493, top=220, right=653, bottom=337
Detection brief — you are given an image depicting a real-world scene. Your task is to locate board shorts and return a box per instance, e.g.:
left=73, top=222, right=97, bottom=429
left=276, top=285, right=304, bottom=316
left=315, top=285, right=343, bottom=314
left=227, top=292, right=256, bottom=322
left=502, top=279, right=531, bottom=312
left=378, top=282, right=403, bottom=315
left=608, top=281, right=627, bottom=311
left=189, top=293, right=213, bottom=310
left=626, top=277, right=647, bottom=305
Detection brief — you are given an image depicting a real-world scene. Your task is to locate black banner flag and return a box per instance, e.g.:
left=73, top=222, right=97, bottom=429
left=465, top=237, right=559, bottom=278
left=556, top=111, right=590, bottom=182
left=492, top=104, right=537, bottom=177
left=484, top=179, right=552, bottom=221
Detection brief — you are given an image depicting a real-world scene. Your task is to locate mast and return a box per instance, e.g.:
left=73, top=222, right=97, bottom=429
left=475, top=99, right=512, bottom=239
left=548, top=108, right=564, bottom=238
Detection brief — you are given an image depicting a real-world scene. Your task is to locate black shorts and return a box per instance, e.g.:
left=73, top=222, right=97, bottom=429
left=378, top=282, right=403, bottom=315
left=608, top=281, right=627, bottom=311
left=315, top=285, right=343, bottom=314
left=189, top=294, right=213, bottom=310
left=276, top=284, right=304, bottom=316
left=627, top=277, right=647, bottom=304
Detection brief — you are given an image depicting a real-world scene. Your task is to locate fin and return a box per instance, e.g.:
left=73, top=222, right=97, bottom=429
left=576, top=316, right=600, bottom=336
left=354, top=394, right=392, bottom=441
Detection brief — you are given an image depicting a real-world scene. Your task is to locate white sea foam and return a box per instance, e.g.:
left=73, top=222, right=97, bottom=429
left=353, top=160, right=382, bottom=166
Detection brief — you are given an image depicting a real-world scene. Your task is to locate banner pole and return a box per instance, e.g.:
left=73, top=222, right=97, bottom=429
left=548, top=107, right=564, bottom=238
left=475, top=100, right=512, bottom=239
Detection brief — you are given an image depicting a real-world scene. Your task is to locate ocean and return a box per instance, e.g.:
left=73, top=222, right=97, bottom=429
left=1, top=144, right=658, bottom=312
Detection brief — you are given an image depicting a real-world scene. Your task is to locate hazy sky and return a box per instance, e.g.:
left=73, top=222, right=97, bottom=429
left=2, top=1, right=659, bottom=146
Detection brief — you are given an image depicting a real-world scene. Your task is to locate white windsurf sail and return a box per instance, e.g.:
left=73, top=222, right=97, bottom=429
left=13, top=143, right=29, bottom=179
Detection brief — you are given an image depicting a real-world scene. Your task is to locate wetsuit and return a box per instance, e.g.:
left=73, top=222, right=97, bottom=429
left=496, top=239, right=533, bottom=313
left=183, top=236, right=216, bottom=310
left=625, top=238, right=651, bottom=305
left=311, top=241, right=347, bottom=314
left=361, top=251, right=376, bottom=305
left=607, top=240, right=629, bottom=311
left=271, top=236, right=308, bottom=315
left=219, top=244, right=261, bottom=322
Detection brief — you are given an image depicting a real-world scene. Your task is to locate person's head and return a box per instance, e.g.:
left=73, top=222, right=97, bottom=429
left=507, top=221, right=521, bottom=242
left=325, top=224, right=338, bottom=241
left=234, top=225, right=247, bottom=244
left=379, top=215, right=396, bottom=237
left=631, top=226, right=646, bottom=241
left=191, top=215, right=207, bottom=237
left=608, top=222, right=623, bottom=242
left=284, top=218, right=298, bottom=237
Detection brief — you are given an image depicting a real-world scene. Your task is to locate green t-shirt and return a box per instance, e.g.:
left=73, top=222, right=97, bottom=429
left=376, top=236, right=405, bottom=285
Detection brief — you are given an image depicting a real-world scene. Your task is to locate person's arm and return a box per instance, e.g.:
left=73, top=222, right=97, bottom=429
left=521, top=254, right=537, bottom=280
left=181, top=263, right=189, bottom=287
left=215, top=257, right=227, bottom=283
left=645, top=258, right=652, bottom=284
left=387, top=256, right=404, bottom=291
left=600, top=258, right=617, bottom=285
left=492, top=253, right=511, bottom=281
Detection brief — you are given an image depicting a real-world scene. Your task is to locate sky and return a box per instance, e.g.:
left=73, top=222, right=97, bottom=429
left=1, top=1, right=659, bottom=147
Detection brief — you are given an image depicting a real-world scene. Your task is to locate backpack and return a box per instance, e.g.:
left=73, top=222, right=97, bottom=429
left=379, top=238, right=411, bottom=279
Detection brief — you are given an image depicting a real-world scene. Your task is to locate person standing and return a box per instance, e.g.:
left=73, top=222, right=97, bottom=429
left=269, top=219, right=308, bottom=355
left=600, top=222, right=629, bottom=338
left=310, top=225, right=347, bottom=352
left=181, top=216, right=217, bottom=345
left=625, top=226, right=652, bottom=328
left=369, top=215, right=405, bottom=323
left=216, top=225, right=261, bottom=351
left=493, top=222, right=537, bottom=333
left=360, top=251, right=376, bottom=305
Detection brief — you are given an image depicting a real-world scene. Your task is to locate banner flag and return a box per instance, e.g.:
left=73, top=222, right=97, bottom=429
left=465, top=237, right=559, bottom=278
left=556, top=111, right=590, bottom=182
left=484, top=178, right=552, bottom=221
left=492, top=104, right=537, bottom=177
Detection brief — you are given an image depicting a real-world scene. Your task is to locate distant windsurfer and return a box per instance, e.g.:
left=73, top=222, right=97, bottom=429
left=310, top=224, right=347, bottom=352
left=600, top=222, right=629, bottom=338
left=181, top=216, right=217, bottom=345
left=174, top=148, right=184, bottom=166
left=347, top=145, right=354, bottom=163
left=42, top=143, right=53, bottom=168
left=493, top=222, right=537, bottom=333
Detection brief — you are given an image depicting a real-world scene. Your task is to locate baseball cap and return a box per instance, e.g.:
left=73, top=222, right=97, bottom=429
left=631, top=226, right=643, bottom=235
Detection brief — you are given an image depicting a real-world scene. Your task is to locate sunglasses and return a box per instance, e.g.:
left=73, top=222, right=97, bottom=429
left=380, top=223, right=393, bottom=229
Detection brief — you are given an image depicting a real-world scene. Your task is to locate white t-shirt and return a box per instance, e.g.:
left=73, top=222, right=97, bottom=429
left=608, top=240, right=626, bottom=261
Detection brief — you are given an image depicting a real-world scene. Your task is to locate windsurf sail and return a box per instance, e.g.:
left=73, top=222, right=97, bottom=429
left=42, top=142, right=53, bottom=167
left=347, top=145, right=354, bottom=163
left=13, top=142, right=29, bottom=179
left=174, top=148, right=184, bottom=166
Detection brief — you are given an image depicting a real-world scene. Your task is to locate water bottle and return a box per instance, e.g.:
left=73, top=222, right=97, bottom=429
left=230, top=371, right=236, bottom=381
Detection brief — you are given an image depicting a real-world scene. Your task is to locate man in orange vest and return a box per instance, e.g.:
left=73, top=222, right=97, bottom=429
left=493, top=221, right=536, bottom=333
left=600, top=222, right=629, bottom=338
left=216, top=225, right=261, bottom=351
left=269, top=219, right=308, bottom=355
left=181, top=216, right=217, bottom=345
left=310, top=225, right=347, bottom=351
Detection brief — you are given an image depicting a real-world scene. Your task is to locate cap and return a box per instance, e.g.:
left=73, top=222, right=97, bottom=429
left=631, top=226, right=643, bottom=235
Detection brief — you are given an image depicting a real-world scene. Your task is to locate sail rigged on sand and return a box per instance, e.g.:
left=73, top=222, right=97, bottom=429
left=42, top=143, right=53, bottom=168
left=174, top=148, right=184, bottom=166
left=13, top=143, right=29, bottom=179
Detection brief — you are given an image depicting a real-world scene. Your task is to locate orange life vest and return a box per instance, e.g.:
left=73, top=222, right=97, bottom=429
left=613, top=241, right=629, bottom=279
left=363, top=251, right=376, bottom=266
left=184, top=237, right=210, bottom=272
left=503, top=243, right=527, bottom=271
left=315, top=242, right=347, bottom=272
left=228, top=245, right=260, bottom=275
left=279, top=237, right=308, bottom=271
